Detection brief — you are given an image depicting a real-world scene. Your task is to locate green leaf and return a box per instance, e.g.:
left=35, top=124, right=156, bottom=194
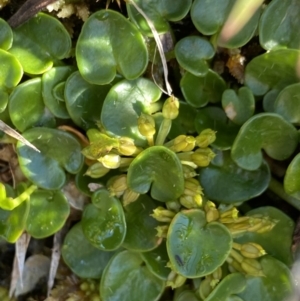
left=127, top=146, right=184, bottom=202
left=16, top=127, right=84, bottom=190
left=101, top=78, right=162, bottom=147
left=0, top=18, right=13, bottom=50
left=175, top=36, right=215, bottom=76
left=237, top=256, right=293, bottom=301
left=245, top=49, right=300, bottom=96
left=62, top=222, right=116, bottom=279
left=273, top=83, right=300, bottom=124
left=231, top=113, right=298, bottom=171
left=180, top=70, right=226, bottom=108
left=122, top=194, right=161, bottom=252
left=235, top=207, right=295, bottom=266
left=262, top=89, right=280, bottom=112
left=82, top=188, right=126, bottom=251
left=65, top=71, right=120, bottom=130
left=222, top=87, right=255, bottom=125
left=76, top=9, right=148, bottom=85
left=42, top=66, right=76, bottom=119
left=8, top=13, right=71, bottom=74
left=9, top=78, right=56, bottom=132
left=199, top=150, right=270, bottom=204
left=167, top=209, right=232, bottom=278
left=284, top=153, right=300, bottom=200
left=25, top=190, right=70, bottom=238
left=259, top=0, right=300, bottom=50
left=195, top=107, right=240, bottom=150
left=100, top=250, right=165, bottom=301
left=127, top=0, right=192, bottom=36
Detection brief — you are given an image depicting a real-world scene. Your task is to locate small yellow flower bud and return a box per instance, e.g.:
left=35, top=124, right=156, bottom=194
left=196, top=129, right=216, bottom=148
left=118, top=137, right=137, bottom=156
left=166, top=270, right=186, bottom=289
left=155, top=225, right=169, bottom=238
left=182, top=165, right=198, bottom=179
left=123, top=188, right=140, bottom=206
left=151, top=206, right=176, bottom=222
left=166, top=200, right=181, bottom=212
left=191, top=148, right=216, bottom=167
left=212, top=266, right=222, bottom=281
left=85, top=162, right=110, bottom=178
left=184, top=178, right=203, bottom=196
left=240, top=243, right=266, bottom=258
left=107, top=174, right=128, bottom=197
left=220, top=207, right=239, bottom=219
left=98, top=153, right=121, bottom=169
left=227, top=257, right=244, bottom=273
left=241, top=258, right=264, bottom=277
left=206, top=208, right=220, bottom=223
left=180, top=194, right=202, bottom=209
left=162, top=96, right=179, bottom=120
left=138, top=113, right=156, bottom=137
left=199, top=277, right=214, bottom=300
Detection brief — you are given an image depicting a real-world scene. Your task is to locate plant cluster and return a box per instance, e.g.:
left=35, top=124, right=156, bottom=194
left=0, top=0, right=299, bottom=300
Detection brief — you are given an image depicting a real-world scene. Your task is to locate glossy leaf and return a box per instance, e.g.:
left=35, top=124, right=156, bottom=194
left=222, top=87, right=255, bottom=125
left=180, top=70, right=226, bottom=108
left=235, top=207, right=294, bottom=266
left=122, top=194, right=161, bottom=252
left=62, top=222, right=116, bottom=279
left=0, top=18, right=13, bottom=50
left=42, top=66, right=75, bottom=119
left=101, top=78, right=162, bottom=147
left=127, top=146, right=184, bottom=202
left=100, top=250, right=165, bottom=301
left=245, top=49, right=300, bottom=96
left=262, top=89, right=280, bottom=112
left=82, top=188, right=126, bottom=251
left=237, top=256, right=293, bottom=301
left=25, top=190, right=70, bottom=238
left=127, top=0, right=192, bottom=36
left=167, top=209, right=232, bottom=278
left=284, top=153, right=300, bottom=200
left=231, top=113, right=298, bottom=171
left=16, top=127, right=83, bottom=190
left=76, top=9, right=148, bottom=85
left=175, top=36, right=215, bottom=76
left=9, top=78, right=56, bottom=132
left=259, top=0, right=300, bottom=50
left=195, top=107, right=240, bottom=150
left=65, top=71, right=120, bottom=130
left=8, top=13, right=71, bottom=74
left=274, top=83, right=300, bottom=124
left=199, top=150, right=270, bottom=204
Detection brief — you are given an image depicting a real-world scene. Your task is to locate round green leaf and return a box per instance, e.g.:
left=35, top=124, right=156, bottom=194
left=180, top=70, right=226, bottom=108
left=0, top=18, right=13, bottom=50
left=222, top=87, right=255, bottom=125
left=42, top=66, right=75, bottom=119
left=235, top=207, right=295, bottom=266
left=76, top=9, right=148, bottom=85
left=167, top=209, right=232, bottom=278
left=245, top=49, right=300, bottom=96
left=9, top=78, right=56, bottom=132
left=100, top=250, right=165, bottom=301
left=127, top=0, right=192, bottom=36
left=62, top=222, right=116, bottom=279
left=274, top=83, right=300, bottom=124
left=259, top=0, right=300, bottom=50
left=8, top=13, right=71, bottom=74
left=262, top=89, right=280, bottom=113
left=237, top=256, right=293, bottom=301
left=199, top=150, right=270, bottom=204
left=65, top=71, right=120, bottom=130
left=284, top=153, right=300, bottom=200
left=195, top=107, right=240, bottom=150
left=175, top=36, right=215, bottom=76
left=127, top=146, right=184, bottom=202
left=231, top=113, right=298, bottom=171
left=122, top=194, right=161, bottom=252
left=25, top=190, right=70, bottom=238
left=16, top=127, right=84, bottom=190
left=140, top=242, right=171, bottom=280
left=82, top=188, right=126, bottom=251
left=101, top=78, right=162, bottom=147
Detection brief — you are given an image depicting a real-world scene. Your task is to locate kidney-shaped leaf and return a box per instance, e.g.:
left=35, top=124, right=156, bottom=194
left=82, top=188, right=126, bottom=251
left=245, top=49, right=300, bottom=96
left=101, top=78, right=162, bottom=147
left=167, top=209, right=232, bottom=278
left=260, top=0, right=300, bottom=50
left=199, top=150, right=270, bottom=204
left=231, top=113, right=298, bottom=171
left=16, top=127, right=83, bottom=190
left=8, top=13, right=71, bottom=74
left=127, top=0, right=192, bottom=36
left=76, top=9, right=148, bottom=85
left=100, top=250, right=165, bottom=301
left=0, top=18, right=13, bottom=50
left=127, top=146, right=184, bottom=202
